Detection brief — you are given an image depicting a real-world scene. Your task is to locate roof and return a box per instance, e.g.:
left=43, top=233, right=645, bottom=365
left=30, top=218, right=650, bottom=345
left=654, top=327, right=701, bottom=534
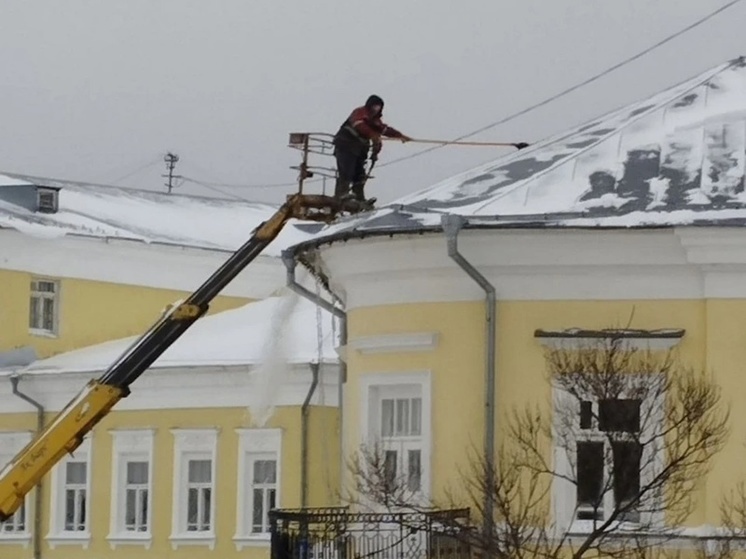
left=288, top=56, right=746, bottom=254
left=0, top=172, right=323, bottom=256
left=7, top=294, right=336, bottom=375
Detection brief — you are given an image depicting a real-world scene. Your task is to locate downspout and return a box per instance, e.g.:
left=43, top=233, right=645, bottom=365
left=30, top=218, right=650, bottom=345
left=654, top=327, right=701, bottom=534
left=442, top=214, right=496, bottom=542
left=282, top=250, right=347, bottom=505
left=10, top=374, right=44, bottom=559
left=301, top=363, right=320, bottom=507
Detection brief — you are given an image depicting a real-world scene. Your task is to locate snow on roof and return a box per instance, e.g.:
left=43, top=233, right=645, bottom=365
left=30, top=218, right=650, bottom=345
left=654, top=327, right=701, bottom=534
left=0, top=172, right=323, bottom=256
left=11, top=294, right=337, bottom=375
left=288, top=56, right=746, bottom=252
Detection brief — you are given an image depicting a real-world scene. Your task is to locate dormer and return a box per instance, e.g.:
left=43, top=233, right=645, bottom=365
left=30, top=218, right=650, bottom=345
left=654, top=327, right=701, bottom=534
left=0, top=182, right=60, bottom=214
left=36, top=186, right=60, bottom=213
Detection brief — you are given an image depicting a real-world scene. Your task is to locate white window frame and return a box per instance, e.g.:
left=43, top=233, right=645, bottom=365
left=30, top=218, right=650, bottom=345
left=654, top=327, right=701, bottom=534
left=46, top=437, right=92, bottom=549
left=234, top=428, right=282, bottom=550
left=552, top=375, right=665, bottom=534
left=0, top=431, right=33, bottom=547
left=107, top=429, right=154, bottom=550
left=28, top=277, right=60, bottom=337
left=170, top=428, right=218, bottom=550
left=360, top=371, right=432, bottom=505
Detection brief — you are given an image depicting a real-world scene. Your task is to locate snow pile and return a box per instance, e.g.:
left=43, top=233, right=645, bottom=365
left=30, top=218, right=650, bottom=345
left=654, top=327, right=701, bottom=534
left=13, top=295, right=337, bottom=375
left=0, top=173, right=320, bottom=256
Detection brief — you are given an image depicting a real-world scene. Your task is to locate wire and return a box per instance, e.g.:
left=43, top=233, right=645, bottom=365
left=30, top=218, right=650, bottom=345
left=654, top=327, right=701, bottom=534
left=101, top=156, right=163, bottom=185
left=378, top=0, right=745, bottom=168
left=159, top=1, right=744, bottom=197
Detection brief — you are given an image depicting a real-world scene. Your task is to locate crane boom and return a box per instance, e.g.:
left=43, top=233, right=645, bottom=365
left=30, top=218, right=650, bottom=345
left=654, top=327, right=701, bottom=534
left=0, top=192, right=348, bottom=522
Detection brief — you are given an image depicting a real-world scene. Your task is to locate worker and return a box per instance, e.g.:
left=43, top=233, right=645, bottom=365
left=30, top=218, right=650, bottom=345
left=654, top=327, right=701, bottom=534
left=333, top=94, right=411, bottom=204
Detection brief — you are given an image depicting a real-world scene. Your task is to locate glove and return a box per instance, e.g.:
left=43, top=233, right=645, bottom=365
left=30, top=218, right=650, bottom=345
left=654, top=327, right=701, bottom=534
left=400, top=134, right=412, bottom=143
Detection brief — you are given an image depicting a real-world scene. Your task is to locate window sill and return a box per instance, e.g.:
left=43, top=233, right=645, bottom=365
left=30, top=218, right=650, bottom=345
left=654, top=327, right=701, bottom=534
left=234, top=534, right=271, bottom=550
left=568, top=520, right=644, bottom=535
left=107, top=532, right=153, bottom=550
left=29, top=328, right=57, bottom=339
left=0, top=533, right=31, bottom=547
left=46, top=533, right=91, bottom=549
left=169, top=533, right=216, bottom=551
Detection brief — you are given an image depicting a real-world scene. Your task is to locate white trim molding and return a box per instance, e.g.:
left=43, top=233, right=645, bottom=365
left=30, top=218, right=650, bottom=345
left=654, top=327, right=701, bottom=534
left=233, top=428, right=283, bottom=551
left=46, top=436, right=92, bottom=550
left=169, top=428, right=219, bottom=551
left=0, top=228, right=284, bottom=299
left=314, top=228, right=746, bottom=308
left=348, top=332, right=439, bottom=355
left=107, top=429, right=155, bottom=550
left=0, top=431, right=33, bottom=548
left=0, top=364, right=341, bottom=413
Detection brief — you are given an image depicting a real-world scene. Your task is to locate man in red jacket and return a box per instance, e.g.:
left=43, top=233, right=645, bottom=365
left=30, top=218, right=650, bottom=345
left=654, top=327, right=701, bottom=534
left=333, top=95, right=410, bottom=204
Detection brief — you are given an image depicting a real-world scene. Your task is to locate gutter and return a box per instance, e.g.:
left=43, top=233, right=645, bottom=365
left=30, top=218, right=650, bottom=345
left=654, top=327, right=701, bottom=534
left=10, top=374, right=44, bottom=559
left=281, top=250, right=347, bottom=506
left=300, top=363, right=320, bottom=507
left=442, top=214, right=496, bottom=542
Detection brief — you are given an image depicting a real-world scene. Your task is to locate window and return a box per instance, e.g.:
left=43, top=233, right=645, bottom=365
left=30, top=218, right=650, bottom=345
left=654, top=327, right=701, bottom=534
left=0, top=432, right=33, bottom=545
left=553, top=379, right=663, bottom=532
left=170, top=429, right=218, bottom=550
left=379, top=393, right=423, bottom=493
left=186, top=459, right=212, bottom=532
left=361, top=372, right=431, bottom=504
left=108, top=429, right=154, bottom=549
left=234, top=428, right=282, bottom=550
left=37, top=187, right=59, bottom=213
left=29, top=278, right=59, bottom=336
left=575, top=399, right=642, bottom=523
left=64, top=462, right=87, bottom=531
left=47, top=437, right=91, bottom=548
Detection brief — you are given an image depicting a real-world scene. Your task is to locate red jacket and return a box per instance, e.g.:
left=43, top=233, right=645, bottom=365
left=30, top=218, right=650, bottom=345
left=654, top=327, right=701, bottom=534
left=341, top=106, right=404, bottom=143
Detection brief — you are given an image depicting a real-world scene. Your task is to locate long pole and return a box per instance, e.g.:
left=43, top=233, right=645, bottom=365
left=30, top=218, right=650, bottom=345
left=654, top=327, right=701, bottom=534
left=384, top=137, right=529, bottom=149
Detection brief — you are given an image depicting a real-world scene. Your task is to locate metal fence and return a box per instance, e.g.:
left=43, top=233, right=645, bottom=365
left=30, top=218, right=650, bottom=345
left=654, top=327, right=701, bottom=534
left=270, top=508, right=472, bottom=559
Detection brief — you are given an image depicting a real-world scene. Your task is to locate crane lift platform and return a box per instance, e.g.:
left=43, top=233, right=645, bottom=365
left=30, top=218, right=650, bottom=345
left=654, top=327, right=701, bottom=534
left=0, top=133, right=368, bottom=522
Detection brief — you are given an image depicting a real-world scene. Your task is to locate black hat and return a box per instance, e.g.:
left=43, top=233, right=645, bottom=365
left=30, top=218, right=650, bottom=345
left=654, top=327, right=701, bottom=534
left=365, top=95, right=384, bottom=109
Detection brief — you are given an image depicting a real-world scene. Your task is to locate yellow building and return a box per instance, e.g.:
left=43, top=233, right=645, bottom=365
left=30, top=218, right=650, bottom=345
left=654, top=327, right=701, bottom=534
left=0, top=173, right=332, bottom=558
left=0, top=295, right=340, bottom=559
left=275, top=56, right=746, bottom=555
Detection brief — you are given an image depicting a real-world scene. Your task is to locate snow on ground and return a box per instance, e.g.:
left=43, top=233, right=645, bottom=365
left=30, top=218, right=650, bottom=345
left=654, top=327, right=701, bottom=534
left=7, top=295, right=337, bottom=375
left=0, top=173, right=321, bottom=256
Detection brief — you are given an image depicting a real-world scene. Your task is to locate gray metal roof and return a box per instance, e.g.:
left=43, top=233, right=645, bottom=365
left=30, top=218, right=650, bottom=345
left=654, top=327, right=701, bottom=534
left=289, top=56, right=746, bottom=254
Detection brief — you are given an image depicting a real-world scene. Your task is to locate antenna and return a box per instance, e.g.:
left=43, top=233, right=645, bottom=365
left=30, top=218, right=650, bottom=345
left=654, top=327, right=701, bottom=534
left=162, top=152, right=182, bottom=193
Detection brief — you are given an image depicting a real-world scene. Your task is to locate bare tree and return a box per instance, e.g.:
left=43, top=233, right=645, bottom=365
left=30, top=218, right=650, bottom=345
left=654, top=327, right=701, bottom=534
left=348, top=336, right=730, bottom=559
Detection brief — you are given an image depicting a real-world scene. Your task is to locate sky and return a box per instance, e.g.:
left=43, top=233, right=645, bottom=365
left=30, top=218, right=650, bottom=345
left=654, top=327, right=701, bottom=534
left=1, top=0, right=745, bottom=205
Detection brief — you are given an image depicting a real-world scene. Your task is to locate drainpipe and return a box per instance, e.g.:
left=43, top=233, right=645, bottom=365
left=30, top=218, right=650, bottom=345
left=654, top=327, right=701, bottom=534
left=301, top=363, right=320, bottom=507
left=282, top=250, right=347, bottom=505
left=10, top=374, right=44, bottom=559
left=442, top=214, right=496, bottom=542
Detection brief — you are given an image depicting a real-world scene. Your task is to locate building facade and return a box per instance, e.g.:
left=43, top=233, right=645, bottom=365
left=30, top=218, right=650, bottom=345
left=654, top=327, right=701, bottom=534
left=282, top=56, right=746, bottom=552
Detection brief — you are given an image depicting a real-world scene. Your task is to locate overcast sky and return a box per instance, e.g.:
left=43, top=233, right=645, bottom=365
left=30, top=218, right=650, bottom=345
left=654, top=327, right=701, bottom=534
left=2, top=0, right=745, bottom=204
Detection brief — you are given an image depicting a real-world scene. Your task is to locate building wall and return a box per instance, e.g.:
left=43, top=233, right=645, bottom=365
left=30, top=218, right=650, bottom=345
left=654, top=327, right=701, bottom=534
left=0, top=404, right=340, bottom=559
left=343, top=298, right=728, bottom=525
left=320, top=227, right=746, bottom=537
left=0, top=268, right=249, bottom=359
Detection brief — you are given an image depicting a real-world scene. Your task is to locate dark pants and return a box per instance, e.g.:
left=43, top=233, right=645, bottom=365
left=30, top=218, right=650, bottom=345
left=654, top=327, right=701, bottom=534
left=334, top=145, right=369, bottom=200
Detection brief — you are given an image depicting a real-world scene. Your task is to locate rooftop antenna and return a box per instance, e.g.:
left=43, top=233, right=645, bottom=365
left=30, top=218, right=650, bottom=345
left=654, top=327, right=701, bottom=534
left=162, top=152, right=182, bottom=193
